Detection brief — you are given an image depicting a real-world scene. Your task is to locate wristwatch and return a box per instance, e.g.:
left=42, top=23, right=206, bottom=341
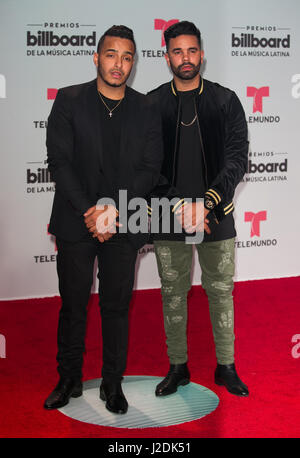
left=204, top=196, right=216, bottom=210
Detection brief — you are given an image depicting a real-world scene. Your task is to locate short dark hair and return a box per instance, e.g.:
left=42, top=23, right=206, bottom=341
left=164, top=21, right=201, bottom=50
left=97, top=25, right=136, bottom=54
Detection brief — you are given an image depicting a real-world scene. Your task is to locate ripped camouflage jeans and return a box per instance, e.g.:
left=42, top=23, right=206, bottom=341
left=154, top=238, right=235, bottom=365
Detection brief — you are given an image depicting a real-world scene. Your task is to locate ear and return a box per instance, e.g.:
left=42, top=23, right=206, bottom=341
left=164, top=52, right=171, bottom=68
left=200, top=50, right=204, bottom=64
left=93, top=52, right=99, bottom=67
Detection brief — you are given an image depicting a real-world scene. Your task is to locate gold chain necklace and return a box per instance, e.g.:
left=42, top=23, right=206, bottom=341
left=172, top=77, right=203, bottom=127
left=98, top=91, right=123, bottom=118
left=181, top=115, right=197, bottom=127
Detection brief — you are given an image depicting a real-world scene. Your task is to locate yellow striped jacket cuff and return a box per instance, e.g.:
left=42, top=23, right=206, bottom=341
left=223, top=202, right=234, bottom=215
left=172, top=198, right=187, bottom=213
left=205, top=188, right=222, bottom=205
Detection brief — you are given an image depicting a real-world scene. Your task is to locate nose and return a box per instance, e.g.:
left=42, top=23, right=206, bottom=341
left=182, top=51, right=189, bottom=62
left=114, top=55, right=122, bottom=68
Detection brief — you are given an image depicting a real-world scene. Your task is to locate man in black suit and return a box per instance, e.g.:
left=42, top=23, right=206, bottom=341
left=44, top=25, right=163, bottom=414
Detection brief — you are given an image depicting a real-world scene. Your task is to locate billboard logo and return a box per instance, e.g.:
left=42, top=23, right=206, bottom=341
left=243, top=150, right=288, bottom=184
left=47, top=88, right=58, bottom=100
left=26, top=161, right=55, bottom=195
left=27, top=31, right=96, bottom=47
left=0, top=74, right=6, bottom=98
left=247, top=158, right=287, bottom=174
left=26, top=22, right=96, bottom=57
left=231, top=25, right=291, bottom=58
left=27, top=167, right=52, bottom=184
left=154, top=19, right=179, bottom=47
left=244, top=211, right=267, bottom=237
left=247, top=86, right=269, bottom=113
left=232, top=33, right=290, bottom=49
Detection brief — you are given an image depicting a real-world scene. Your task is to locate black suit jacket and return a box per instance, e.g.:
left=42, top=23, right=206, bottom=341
left=46, top=79, right=163, bottom=248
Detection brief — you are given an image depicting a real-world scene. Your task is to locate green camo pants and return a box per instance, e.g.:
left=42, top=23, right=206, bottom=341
left=154, top=238, right=235, bottom=365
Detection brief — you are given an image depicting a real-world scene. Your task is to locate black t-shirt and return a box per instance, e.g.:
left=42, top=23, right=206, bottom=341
left=97, top=92, right=123, bottom=197
left=175, top=89, right=206, bottom=200
left=153, top=88, right=206, bottom=241
left=153, top=88, right=236, bottom=243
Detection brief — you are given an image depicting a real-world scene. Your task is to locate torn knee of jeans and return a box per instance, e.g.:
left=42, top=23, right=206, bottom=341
left=157, top=246, right=178, bottom=282
left=168, top=296, right=181, bottom=310
left=162, top=285, right=173, bottom=294
left=157, top=246, right=172, bottom=266
left=211, top=281, right=232, bottom=292
left=162, top=270, right=179, bottom=282
left=171, top=315, right=183, bottom=324
left=218, top=253, right=232, bottom=273
left=218, top=311, right=233, bottom=328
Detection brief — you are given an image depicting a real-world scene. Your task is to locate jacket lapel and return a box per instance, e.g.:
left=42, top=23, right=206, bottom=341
left=118, top=86, right=134, bottom=189
left=86, top=79, right=104, bottom=170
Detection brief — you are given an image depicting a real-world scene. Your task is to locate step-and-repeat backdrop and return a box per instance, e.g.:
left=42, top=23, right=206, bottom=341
left=1, top=0, right=299, bottom=299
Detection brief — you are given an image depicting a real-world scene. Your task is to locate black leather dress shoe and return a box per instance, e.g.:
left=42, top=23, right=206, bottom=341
left=155, top=363, right=190, bottom=396
left=100, top=381, right=128, bottom=414
left=44, top=378, right=83, bottom=410
left=215, top=363, right=249, bottom=397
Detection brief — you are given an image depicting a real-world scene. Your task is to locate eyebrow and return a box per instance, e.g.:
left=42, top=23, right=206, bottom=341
left=104, top=48, right=134, bottom=56
left=171, top=47, right=199, bottom=52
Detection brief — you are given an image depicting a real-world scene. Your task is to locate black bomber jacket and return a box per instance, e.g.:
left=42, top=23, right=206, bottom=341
left=147, top=77, right=249, bottom=224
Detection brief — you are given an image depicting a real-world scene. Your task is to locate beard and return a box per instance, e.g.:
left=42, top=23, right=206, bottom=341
left=97, top=62, right=128, bottom=88
left=170, top=61, right=201, bottom=80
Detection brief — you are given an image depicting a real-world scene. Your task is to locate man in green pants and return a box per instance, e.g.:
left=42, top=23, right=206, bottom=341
left=148, top=21, right=249, bottom=397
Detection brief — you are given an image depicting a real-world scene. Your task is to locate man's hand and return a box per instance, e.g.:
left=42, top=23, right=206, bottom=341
left=175, top=201, right=211, bottom=234
left=93, top=231, right=114, bottom=243
left=84, top=205, right=121, bottom=242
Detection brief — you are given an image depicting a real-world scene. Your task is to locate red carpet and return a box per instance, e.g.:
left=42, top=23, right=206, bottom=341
left=0, top=277, right=299, bottom=438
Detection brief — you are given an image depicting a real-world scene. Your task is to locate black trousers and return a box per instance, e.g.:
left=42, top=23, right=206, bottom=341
left=55, top=234, right=138, bottom=382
